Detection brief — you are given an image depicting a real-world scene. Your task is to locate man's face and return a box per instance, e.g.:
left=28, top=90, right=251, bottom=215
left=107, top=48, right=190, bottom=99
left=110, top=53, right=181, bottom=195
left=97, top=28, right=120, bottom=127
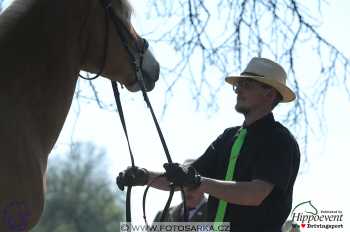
left=184, top=187, right=203, bottom=208
left=233, top=79, right=273, bottom=114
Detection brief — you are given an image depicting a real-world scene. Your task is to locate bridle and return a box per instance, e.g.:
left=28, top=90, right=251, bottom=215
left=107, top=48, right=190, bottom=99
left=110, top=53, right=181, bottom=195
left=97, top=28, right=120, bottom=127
left=79, top=0, right=188, bottom=225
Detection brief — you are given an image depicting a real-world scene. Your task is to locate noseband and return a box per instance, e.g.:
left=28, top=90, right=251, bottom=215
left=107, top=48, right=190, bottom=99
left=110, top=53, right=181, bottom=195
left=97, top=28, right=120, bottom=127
left=80, top=0, right=187, bottom=225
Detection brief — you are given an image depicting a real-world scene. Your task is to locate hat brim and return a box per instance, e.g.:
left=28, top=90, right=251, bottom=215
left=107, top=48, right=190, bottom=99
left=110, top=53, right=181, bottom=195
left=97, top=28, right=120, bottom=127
left=225, top=75, right=296, bottom=102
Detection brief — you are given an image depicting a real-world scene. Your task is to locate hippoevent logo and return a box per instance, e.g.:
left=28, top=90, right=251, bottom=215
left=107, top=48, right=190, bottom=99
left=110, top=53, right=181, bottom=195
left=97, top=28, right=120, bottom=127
left=290, top=201, right=344, bottom=230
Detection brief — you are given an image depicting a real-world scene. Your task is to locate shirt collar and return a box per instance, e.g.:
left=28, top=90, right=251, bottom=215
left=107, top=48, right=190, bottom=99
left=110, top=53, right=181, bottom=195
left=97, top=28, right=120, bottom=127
left=243, top=113, right=275, bottom=132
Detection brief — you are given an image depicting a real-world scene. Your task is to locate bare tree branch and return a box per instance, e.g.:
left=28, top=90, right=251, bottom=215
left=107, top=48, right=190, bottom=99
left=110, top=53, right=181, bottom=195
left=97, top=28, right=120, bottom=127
left=136, top=0, right=350, bottom=157
left=12, top=0, right=342, bottom=160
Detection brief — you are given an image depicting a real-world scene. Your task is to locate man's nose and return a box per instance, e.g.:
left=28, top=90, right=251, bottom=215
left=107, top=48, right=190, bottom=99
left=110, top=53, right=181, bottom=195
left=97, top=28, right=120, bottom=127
left=234, top=85, right=241, bottom=94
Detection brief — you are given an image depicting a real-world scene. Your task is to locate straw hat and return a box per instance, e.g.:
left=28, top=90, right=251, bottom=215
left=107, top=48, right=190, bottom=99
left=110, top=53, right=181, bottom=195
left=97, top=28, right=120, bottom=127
left=225, top=57, right=296, bottom=102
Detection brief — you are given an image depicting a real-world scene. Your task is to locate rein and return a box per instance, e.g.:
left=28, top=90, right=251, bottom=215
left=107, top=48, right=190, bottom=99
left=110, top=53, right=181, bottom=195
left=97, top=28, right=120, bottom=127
left=79, top=0, right=188, bottom=224
left=79, top=1, right=109, bottom=81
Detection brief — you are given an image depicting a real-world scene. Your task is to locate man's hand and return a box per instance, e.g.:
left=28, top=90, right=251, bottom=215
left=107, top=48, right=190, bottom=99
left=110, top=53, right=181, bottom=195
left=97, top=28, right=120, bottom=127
left=116, top=166, right=149, bottom=191
left=163, top=163, right=201, bottom=189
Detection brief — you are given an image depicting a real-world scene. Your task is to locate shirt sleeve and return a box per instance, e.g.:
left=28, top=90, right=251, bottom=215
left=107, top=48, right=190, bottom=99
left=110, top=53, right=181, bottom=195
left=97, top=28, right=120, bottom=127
left=252, top=129, right=298, bottom=192
left=193, top=128, right=236, bottom=179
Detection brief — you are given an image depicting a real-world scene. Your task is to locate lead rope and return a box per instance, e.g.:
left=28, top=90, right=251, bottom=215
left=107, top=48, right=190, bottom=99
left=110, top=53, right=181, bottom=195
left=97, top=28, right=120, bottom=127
left=111, top=81, right=188, bottom=225
left=111, top=81, right=135, bottom=222
left=134, top=66, right=188, bottom=224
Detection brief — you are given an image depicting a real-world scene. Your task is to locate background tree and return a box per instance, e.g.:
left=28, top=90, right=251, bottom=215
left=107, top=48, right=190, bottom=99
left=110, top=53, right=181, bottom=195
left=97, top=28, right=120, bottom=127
left=2, top=0, right=348, bottom=156
left=79, top=0, right=349, bottom=158
left=141, top=0, right=349, bottom=153
left=32, top=142, right=124, bottom=232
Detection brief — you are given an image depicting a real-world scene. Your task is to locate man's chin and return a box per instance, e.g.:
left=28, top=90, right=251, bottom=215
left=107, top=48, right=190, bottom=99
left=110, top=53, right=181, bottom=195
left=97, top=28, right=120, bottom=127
left=235, top=104, right=248, bottom=114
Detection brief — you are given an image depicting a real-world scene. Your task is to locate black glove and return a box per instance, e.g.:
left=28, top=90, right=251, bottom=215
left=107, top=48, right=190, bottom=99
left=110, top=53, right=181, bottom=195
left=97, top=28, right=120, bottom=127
left=163, top=163, right=201, bottom=189
left=116, top=166, right=149, bottom=191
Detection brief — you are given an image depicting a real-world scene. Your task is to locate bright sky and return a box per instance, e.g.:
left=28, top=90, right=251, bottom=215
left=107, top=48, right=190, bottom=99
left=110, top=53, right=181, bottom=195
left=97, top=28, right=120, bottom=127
left=39, top=0, right=350, bottom=230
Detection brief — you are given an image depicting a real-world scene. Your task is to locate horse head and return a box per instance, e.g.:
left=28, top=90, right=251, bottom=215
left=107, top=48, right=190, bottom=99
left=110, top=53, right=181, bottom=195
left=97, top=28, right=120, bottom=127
left=80, top=0, right=160, bottom=91
left=292, top=200, right=318, bottom=215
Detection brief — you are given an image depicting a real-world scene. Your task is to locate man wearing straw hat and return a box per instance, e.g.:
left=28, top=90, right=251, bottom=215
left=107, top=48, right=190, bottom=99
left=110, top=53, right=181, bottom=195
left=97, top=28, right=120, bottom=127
left=117, top=57, right=300, bottom=232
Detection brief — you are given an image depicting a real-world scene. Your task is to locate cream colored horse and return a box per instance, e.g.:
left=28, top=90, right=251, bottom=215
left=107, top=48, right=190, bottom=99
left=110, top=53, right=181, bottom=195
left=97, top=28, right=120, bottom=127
left=0, top=0, right=159, bottom=231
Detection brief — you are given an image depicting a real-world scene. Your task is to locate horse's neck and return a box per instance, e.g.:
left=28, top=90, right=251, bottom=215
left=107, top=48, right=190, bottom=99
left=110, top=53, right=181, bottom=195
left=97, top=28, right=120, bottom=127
left=0, top=0, right=89, bottom=74
left=0, top=0, right=91, bottom=153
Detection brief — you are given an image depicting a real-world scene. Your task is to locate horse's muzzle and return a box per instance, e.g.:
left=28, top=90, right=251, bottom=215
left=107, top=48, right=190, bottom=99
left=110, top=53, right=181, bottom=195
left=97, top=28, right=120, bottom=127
left=140, top=48, right=160, bottom=91
left=127, top=43, right=160, bottom=92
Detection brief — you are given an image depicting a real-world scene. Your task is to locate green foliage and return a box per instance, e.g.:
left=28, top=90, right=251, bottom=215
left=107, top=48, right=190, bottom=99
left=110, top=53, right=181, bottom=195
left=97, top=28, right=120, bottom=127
left=32, top=142, right=123, bottom=232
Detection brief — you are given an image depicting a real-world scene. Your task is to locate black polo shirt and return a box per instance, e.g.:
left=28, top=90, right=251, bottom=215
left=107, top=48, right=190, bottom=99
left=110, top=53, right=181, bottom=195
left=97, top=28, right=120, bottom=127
left=193, top=113, right=300, bottom=232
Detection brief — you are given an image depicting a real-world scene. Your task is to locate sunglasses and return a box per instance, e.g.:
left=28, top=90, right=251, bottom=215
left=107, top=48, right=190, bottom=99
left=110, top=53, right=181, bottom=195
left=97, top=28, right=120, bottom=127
left=232, top=79, right=272, bottom=91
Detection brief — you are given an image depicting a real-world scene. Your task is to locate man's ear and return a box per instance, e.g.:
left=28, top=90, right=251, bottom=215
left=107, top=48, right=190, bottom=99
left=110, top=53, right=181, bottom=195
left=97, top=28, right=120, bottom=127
left=263, top=89, right=278, bottom=106
left=263, top=88, right=274, bottom=98
left=268, top=89, right=280, bottom=98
